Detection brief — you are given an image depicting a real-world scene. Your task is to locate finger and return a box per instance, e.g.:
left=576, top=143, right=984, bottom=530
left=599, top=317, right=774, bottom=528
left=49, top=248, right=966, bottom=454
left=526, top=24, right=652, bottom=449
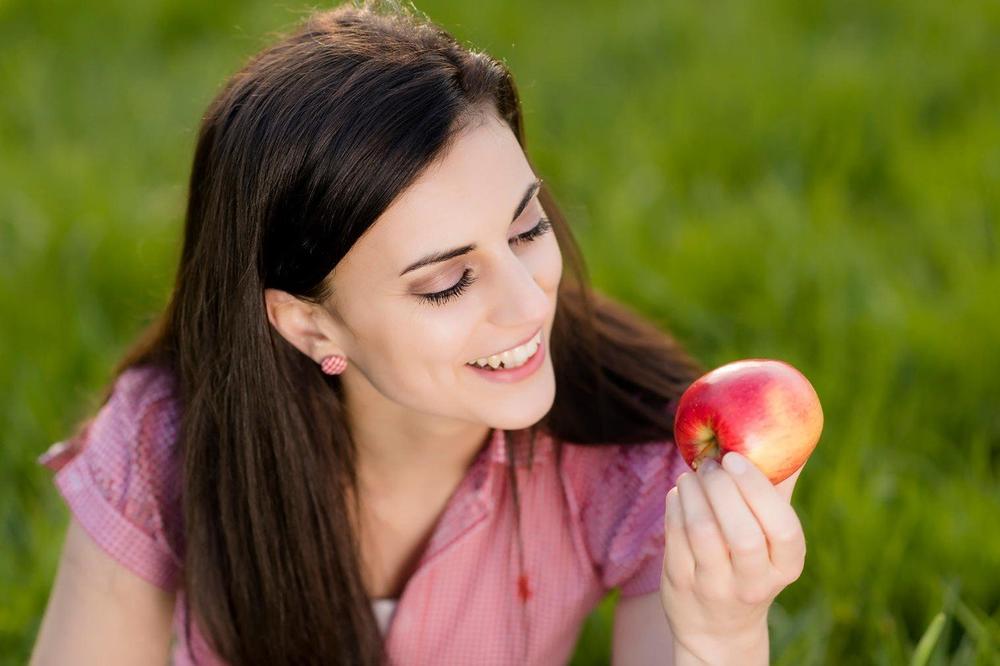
left=676, top=471, right=731, bottom=576
left=774, top=463, right=805, bottom=503
left=722, top=452, right=806, bottom=577
left=695, top=460, right=772, bottom=582
left=663, top=485, right=694, bottom=586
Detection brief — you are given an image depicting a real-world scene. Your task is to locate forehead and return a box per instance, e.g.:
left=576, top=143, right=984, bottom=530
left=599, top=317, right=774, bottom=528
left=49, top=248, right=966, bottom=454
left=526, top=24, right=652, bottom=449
left=337, top=115, right=535, bottom=281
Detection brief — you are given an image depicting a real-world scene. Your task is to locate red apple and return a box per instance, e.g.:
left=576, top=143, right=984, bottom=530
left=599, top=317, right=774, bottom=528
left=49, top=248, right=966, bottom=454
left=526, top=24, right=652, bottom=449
left=673, top=359, right=823, bottom=484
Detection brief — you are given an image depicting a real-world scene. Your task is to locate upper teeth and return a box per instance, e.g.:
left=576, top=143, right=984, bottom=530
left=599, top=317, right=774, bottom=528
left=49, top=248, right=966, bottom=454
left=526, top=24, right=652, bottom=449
left=467, top=331, right=541, bottom=369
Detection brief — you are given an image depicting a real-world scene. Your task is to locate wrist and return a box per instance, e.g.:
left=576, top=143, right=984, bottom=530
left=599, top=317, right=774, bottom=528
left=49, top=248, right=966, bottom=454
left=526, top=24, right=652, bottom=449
left=671, top=621, right=770, bottom=666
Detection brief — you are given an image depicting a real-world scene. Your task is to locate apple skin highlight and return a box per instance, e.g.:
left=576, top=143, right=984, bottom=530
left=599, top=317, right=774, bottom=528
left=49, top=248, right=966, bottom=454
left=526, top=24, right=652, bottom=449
left=673, top=359, right=824, bottom=485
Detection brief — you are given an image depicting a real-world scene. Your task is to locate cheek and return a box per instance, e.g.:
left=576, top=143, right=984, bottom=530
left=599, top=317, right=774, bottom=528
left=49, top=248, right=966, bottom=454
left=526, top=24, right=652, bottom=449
left=394, top=309, right=478, bottom=366
left=537, top=236, right=563, bottom=292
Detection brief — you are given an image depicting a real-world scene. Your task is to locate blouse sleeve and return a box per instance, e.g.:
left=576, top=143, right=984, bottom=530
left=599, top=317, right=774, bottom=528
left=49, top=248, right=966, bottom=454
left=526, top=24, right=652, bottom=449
left=573, top=437, right=691, bottom=598
left=37, top=365, right=184, bottom=592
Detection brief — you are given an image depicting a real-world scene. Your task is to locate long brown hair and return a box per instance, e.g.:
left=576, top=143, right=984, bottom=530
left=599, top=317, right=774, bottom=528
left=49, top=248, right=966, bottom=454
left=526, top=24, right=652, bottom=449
left=82, top=1, right=704, bottom=663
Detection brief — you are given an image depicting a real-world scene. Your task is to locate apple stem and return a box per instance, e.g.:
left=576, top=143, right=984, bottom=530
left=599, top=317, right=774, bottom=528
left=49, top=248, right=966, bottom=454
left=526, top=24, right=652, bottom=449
left=694, top=435, right=720, bottom=470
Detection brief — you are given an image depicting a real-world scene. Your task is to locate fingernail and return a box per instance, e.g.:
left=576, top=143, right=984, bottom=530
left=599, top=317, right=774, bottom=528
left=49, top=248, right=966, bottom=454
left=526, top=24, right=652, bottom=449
left=723, top=452, right=746, bottom=474
left=698, top=458, right=720, bottom=475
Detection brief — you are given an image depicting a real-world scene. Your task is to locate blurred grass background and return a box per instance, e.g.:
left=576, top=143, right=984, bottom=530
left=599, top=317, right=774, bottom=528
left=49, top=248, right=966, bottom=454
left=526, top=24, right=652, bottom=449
left=2, top=0, right=998, bottom=663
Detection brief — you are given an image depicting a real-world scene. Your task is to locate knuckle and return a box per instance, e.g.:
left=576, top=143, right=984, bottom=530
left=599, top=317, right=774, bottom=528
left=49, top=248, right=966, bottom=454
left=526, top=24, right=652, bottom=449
left=665, top=563, right=692, bottom=589
left=696, top=579, right=731, bottom=603
left=730, top=535, right=766, bottom=556
left=773, top=525, right=803, bottom=545
left=687, top=520, right=718, bottom=544
left=736, top=585, right=773, bottom=605
left=772, top=515, right=804, bottom=543
left=782, top=558, right=806, bottom=583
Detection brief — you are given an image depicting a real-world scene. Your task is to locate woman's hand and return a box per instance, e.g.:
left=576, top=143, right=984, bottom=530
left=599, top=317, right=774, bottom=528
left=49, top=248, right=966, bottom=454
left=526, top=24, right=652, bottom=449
left=659, top=451, right=807, bottom=663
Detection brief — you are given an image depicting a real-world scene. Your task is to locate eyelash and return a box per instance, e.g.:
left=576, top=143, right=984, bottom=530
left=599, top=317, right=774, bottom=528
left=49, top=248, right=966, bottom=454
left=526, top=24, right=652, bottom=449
left=419, top=217, right=553, bottom=306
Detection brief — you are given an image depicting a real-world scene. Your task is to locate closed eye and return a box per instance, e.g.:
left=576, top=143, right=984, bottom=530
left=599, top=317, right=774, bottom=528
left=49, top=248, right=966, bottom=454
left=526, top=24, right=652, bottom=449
left=509, top=216, right=552, bottom=247
left=418, top=217, right=552, bottom=306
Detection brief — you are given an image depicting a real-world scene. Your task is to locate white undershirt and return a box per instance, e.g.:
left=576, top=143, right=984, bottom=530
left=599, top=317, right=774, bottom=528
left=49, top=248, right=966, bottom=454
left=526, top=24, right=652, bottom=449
left=372, top=598, right=398, bottom=635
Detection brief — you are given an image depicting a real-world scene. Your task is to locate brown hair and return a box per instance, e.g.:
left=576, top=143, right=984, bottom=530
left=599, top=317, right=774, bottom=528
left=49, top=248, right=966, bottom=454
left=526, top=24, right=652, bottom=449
left=84, top=1, right=704, bottom=663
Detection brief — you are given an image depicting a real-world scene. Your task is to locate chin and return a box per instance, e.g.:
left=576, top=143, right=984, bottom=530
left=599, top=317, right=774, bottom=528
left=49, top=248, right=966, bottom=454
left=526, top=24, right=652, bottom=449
left=495, top=413, right=548, bottom=432
left=488, top=384, right=556, bottom=431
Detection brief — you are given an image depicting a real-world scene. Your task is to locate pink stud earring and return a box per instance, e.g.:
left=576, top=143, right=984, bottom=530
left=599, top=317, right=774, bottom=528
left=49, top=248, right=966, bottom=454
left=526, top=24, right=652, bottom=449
left=320, top=354, right=347, bottom=375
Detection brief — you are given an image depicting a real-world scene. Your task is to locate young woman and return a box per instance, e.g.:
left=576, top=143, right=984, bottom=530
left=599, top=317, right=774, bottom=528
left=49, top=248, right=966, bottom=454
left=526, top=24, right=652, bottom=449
left=30, top=2, right=807, bottom=664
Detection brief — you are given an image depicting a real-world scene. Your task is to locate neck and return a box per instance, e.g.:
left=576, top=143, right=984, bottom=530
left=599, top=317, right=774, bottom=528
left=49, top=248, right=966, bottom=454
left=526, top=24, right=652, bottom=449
left=354, top=424, right=491, bottom=500
left=338, top=366, right=495, bottom=500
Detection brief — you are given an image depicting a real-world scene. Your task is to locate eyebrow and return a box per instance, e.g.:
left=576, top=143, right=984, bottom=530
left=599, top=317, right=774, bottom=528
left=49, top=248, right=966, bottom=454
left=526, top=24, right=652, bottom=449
left=398, top=177, right=544, bottom=277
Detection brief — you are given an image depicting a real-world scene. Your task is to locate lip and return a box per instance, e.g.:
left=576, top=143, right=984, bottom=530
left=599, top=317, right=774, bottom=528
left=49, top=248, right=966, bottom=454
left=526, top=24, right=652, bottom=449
left=467, top=326, right=543, bottom=365
left=465, top=331, right=545, bottom=383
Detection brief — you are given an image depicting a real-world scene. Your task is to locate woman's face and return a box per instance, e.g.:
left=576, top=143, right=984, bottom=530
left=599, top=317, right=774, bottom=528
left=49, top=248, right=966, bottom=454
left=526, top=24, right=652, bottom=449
left=320, top=113, right=562, bottom=432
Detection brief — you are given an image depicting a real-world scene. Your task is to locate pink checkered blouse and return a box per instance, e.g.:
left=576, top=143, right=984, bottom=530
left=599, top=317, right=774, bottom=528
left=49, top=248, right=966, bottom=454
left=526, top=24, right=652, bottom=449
left=38, top=365, right=690, bottom=665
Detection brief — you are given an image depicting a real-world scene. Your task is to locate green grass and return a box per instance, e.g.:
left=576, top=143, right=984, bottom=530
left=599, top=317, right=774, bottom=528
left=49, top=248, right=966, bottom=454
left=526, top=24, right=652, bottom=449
left=2, top=0, right=998, bottom=663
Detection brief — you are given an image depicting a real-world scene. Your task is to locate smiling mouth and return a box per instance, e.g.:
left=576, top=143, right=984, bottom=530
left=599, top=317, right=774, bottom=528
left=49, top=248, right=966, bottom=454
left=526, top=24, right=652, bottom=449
left=465, top=328, right=543, bottom=370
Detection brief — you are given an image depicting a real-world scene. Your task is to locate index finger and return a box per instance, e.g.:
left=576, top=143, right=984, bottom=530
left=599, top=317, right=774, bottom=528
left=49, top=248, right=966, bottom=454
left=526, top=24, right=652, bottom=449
left=774, top=464, right=804, bottom=503
left=720, top=452, right=805, bottom=575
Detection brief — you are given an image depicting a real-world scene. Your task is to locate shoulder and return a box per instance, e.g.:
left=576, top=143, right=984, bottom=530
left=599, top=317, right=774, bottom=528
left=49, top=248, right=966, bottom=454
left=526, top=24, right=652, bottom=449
left=84, top=363, right=183, bottom=503
left=111, top=363, right=180, bottom=427
left=557, top=436, right=688, bottom=542
left=108, top=363, right=183, bottom=472
left=557, top=437, right=689, bottom=595
left=559, top=438, right=687, bottom=509
left=120, top=364, right=182, bottom=456
left=556, top=396, right=686, bottom=492
left=118, top=362, right=178, bottom=400
left=38, top=363, right=185, bottom=590
left=39, top=365, right=181, bottom=475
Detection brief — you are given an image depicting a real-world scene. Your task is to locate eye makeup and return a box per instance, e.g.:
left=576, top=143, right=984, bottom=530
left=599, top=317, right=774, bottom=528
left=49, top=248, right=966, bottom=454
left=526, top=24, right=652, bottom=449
left=417, top=216, right=552, bottom=306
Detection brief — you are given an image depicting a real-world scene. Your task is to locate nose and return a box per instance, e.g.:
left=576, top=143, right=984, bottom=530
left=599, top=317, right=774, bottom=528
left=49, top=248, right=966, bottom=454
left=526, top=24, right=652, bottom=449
left=489, top=254, right=552, bottom=329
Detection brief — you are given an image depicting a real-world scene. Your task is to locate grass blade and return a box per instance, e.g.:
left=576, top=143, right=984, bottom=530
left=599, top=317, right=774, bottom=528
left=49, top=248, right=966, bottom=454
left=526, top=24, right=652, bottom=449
left=910, top=612, right=947, bottom=666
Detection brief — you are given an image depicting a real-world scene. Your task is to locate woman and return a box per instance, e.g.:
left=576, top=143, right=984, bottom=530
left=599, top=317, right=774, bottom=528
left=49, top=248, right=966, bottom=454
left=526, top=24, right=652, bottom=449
left=30, top=2, right=807, bottom=664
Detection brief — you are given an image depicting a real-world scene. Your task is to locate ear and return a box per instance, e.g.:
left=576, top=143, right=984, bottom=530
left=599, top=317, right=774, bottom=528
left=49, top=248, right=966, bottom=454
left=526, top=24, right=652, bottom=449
left=264, top=288, right=341, bottom=361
